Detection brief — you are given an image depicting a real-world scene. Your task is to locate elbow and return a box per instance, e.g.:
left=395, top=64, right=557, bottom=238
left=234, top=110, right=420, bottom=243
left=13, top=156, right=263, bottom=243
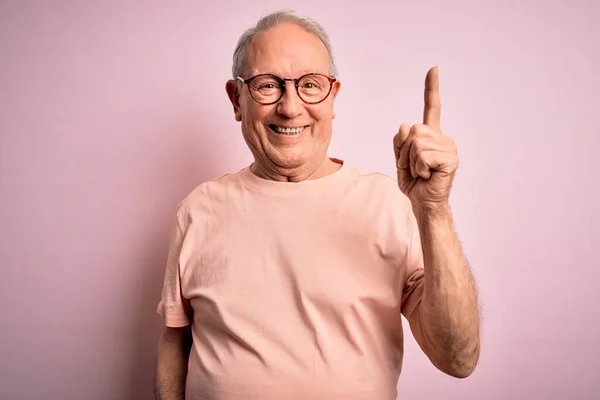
left=442, top=361, right=477, bottom=379
left=409, top=303, right=482, bottom=379
left=435, top=343, right=480, bottom=379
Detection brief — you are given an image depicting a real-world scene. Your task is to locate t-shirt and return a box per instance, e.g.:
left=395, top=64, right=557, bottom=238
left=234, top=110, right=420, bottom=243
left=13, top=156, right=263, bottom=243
left=157, top=159, right=425, bottom=400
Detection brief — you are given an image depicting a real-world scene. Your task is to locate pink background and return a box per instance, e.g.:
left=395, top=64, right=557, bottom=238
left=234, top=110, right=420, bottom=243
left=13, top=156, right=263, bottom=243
left=1, top=1, right=598, bottom=399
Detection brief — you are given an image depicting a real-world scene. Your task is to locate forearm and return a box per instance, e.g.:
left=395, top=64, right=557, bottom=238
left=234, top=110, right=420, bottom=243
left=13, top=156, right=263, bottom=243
left=155, top=327, right=192, bottom=400
left=413, top=204, right=480, bottom=377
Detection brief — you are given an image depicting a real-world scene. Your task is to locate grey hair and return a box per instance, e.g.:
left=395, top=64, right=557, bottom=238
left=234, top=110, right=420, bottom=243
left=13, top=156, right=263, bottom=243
left=231, top=9, right=338, bottom=79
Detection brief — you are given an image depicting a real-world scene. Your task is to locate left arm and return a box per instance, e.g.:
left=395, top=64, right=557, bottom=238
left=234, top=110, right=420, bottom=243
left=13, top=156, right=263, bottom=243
left=408, top=203, right=480, bottom=378
left=394, top=66, right=481, bottom=378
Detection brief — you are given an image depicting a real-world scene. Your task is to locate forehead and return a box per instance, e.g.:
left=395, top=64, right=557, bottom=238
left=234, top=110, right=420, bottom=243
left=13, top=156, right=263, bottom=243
left=246, top=22, right=330, bottom=77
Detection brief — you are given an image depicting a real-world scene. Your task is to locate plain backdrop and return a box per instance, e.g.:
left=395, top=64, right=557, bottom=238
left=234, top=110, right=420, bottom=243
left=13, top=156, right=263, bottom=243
left=1, top=1, right=598, bottom=399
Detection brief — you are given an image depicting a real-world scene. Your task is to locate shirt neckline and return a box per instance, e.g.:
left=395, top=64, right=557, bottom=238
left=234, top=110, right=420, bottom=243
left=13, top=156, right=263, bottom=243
left=239, top=158, right=350, bottom=195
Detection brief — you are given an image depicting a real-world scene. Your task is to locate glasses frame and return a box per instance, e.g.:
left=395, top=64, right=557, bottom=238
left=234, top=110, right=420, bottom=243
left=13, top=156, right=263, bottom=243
left=236, top=73, right=337, bottom=105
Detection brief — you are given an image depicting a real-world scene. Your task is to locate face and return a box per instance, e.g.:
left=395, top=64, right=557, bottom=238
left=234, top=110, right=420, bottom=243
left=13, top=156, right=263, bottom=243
left=226, top=22, right=341, bottom=179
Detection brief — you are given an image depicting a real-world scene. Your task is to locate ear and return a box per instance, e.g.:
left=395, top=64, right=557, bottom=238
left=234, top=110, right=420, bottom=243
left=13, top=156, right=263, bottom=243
left=225, top=80, right=243, bottom=122
left=330, top=80, right=341, bottom=119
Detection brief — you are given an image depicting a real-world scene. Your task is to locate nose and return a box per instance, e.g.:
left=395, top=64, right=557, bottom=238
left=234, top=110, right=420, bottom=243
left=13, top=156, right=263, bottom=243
left=276, top=84, right=303, bottom=118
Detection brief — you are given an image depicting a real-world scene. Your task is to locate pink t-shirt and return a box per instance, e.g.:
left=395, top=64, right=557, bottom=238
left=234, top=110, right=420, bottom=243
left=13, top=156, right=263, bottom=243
left=157, top=159, right=425, bottom=400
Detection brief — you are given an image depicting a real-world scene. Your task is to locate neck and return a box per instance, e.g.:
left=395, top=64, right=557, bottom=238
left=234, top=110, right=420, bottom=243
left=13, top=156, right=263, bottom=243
left=250, top=157, right=341, bottom=182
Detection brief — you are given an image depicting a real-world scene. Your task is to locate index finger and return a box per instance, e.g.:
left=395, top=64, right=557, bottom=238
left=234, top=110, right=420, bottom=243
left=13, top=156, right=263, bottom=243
left=423, top=66, right=441, bottom=131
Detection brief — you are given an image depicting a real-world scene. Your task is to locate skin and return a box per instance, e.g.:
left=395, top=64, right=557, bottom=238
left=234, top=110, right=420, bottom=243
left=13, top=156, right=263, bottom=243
left=154, top=325, right=192, bottom=400
left=155, top=22, right=481, bottom=400
left=394, top=67, right=481, bottom=377
left=225, top=22, right=342, bottom=182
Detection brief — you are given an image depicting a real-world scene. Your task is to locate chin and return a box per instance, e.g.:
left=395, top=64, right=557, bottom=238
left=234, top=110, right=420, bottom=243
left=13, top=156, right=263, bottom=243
left=268, top=148, right=312, bottom=169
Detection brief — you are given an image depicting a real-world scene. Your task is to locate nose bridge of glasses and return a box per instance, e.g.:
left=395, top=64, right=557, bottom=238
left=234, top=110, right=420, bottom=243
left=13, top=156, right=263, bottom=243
left=282, top=77, right=299, bottom=87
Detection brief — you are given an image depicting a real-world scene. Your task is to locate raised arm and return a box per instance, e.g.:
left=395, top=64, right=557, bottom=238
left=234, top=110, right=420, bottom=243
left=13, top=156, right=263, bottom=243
left=394, top=66, right=481, bottom=377
left=408, top=206, right=480, bottom=377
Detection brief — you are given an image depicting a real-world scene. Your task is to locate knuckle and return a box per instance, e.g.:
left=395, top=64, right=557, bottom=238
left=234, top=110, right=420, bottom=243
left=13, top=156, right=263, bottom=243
left=411, top=124, right=427, bottom=136
left=412, top=137, right=424, bottom=152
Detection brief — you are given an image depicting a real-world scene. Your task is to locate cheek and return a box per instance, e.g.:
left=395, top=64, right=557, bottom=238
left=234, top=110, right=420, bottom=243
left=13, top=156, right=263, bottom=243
left=310, top=105, right=335, bottom=127
left=242, top=102, right=269, bottom=125
left=241, top=105, right=271, bottom=143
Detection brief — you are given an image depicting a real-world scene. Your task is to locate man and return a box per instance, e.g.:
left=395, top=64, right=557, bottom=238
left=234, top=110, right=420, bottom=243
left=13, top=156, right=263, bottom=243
left=155, top=9, right=480, bottom=400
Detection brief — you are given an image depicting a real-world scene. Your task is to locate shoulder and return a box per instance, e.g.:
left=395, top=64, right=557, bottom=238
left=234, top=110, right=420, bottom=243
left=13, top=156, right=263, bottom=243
left=346, top=165, right=396, bottom=190
left=174, top=167, right=247, bottom=227
left=341, top=164, right=419, bottom=253
left=343, top=163, right=413, bottom=213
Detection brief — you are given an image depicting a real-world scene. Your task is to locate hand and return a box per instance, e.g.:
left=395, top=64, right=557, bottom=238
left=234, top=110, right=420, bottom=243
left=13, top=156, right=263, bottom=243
left=393, top=66, right=458, bottom=213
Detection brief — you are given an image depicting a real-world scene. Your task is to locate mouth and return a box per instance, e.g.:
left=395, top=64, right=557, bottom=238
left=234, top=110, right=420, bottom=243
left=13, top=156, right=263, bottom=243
left=268, top=124, right=307, bottom=136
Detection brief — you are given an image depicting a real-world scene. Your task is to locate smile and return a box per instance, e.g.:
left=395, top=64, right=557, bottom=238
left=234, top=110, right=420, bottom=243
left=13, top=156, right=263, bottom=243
left=269, top=124, right=307, bottom=135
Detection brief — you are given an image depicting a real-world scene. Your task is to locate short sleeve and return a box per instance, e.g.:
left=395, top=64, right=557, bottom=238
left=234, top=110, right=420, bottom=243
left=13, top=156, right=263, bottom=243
left=400, top=210, right=425, bottom=319
left=156, top=215, right=192, bottom=327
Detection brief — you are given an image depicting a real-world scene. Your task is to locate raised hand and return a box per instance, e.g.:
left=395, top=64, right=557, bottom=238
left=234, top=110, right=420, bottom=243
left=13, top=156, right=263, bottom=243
left=393, top=66, right=459, bottom=213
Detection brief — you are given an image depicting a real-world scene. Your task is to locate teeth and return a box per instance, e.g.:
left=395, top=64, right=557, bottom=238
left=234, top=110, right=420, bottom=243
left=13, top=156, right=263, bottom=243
left=274, top=126, right=305, bottom=134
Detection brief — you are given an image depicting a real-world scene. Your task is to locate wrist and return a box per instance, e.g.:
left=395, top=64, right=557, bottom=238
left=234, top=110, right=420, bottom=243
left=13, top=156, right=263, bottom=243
left=413, top=202, right=453, bottom=224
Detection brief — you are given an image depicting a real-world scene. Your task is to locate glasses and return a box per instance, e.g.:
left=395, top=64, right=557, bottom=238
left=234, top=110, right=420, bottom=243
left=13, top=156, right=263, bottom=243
left=237, top=73, right=337, bottom=105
